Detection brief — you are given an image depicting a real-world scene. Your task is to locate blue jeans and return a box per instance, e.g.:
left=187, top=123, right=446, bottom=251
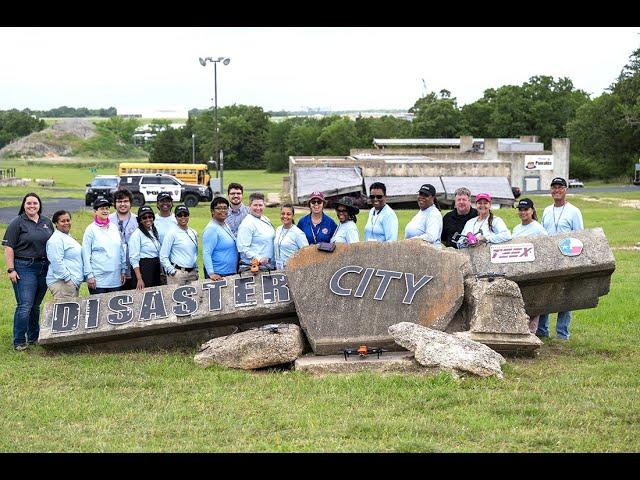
left=537, top=311, right=572, bottom=340
left=12, top=258, right=49, bottom=347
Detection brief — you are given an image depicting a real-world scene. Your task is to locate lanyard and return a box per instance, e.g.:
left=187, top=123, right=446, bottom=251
left=276, top=227, right=291, bottom=260
left=219, top=222, right=236, bottom=241
left=553, top=205, right=566, bottom=232
left=473, top=217, right=487, bottom=234
left=180, top=227, right=198, bottom=249
left=331, top=224, right=341, bottom=242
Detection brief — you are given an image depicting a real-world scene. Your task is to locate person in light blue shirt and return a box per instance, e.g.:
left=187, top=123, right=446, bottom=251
left=82, top=197, right=126, bottom=294
left=160, top=205, right=199, bottom=286
left=46, top=210, right=84, bottom=300
left=129, top=206, right=163, bottom=290
left=461, top=193, right=512, bottom=244
left=331, top=196, right=360, bottom=244
left=274, top=204, right=309, bottom=269
left=237, top=192, right=275, bottom=271
left=512, top=198, right=548, bottom=239
left=154, top=192, right=178, bottom=245
left=203, top=197, right=239, bottom=280
left=364, top=182, right=398, bottom=242
left=404, top=184, right=443, bottom=248
left=512, top=198, right=548, bottom=334
left=538, top=177, right=584, bottom=341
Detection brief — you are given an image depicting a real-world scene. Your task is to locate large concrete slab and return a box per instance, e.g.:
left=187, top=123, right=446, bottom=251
left=294, top=352, right=435, bottom=375
left=460, top=228, right=615, bottom=316
left=39, top=272, right=296, bottom=349
left=286, top=239, right=471, bottom=355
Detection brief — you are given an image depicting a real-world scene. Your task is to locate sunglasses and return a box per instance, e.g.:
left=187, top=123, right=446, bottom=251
left=176, top=213, right=190, bottom=218
left=336, top=208, right=348, bottom=213
left=214, top=206, right=229, bottom=211
left=310, top=200, right=323, bottom=205
left=140, top=215, right=154, bottom=220
left=369, top=195, right=384, bottom=200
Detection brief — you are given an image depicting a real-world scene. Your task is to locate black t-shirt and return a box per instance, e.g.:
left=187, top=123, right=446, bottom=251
left=2, top=213, right=54, bottom=259
left=441, top=207, right=478, bottom=248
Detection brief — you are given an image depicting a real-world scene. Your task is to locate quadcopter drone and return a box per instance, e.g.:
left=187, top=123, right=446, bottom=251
left=451, top=231, right=480, bottom=249
left=343, top=345, right=386, bottom=361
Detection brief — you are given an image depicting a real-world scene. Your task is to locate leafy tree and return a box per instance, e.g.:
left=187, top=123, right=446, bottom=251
left=317, top=117, right=359, bottom=155
left=148, top=127, right=190, bottom=163
left=286, top=123, right=322, bottom=156
left=265, top=120, right=293, bottom=172
left=0, top=110, right=46, bottom=148
left=100, top=116, right=140, bottom=144
left=461, top=76, right=589, bottom=147
left=568, top=47, right=640, bottom=179
left=410, top=89, right=463, bottom=138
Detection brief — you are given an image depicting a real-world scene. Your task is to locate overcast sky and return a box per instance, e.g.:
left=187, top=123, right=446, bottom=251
left=1, top=27, right=638, bottom=113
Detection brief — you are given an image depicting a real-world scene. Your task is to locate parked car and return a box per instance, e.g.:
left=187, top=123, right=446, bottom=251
left=568, top=178, right=584, bottom=188
left=118, top=173, right=212, bottom=207
left=85, top=175, right=120, bottom=206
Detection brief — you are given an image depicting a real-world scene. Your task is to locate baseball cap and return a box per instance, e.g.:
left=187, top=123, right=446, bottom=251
left=309, top=191, right=325, bottom=202
left=475, top=193, right=492, bottom=202
left=418, top=184, right=436, bottom=196
left=92, top=196, right=112, bottom=209
left=156, top=192, right=173, bottom=202
left=517, top=198, right=534, bottom=210
left=550, top=177, right=568, bottom=187
left=174, top=205, right=190, bottom=216
left=138, top=205, right=155, bottom=218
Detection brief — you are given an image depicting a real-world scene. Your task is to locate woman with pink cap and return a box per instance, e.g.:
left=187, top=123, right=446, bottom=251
left=460, top=193, right=512, bottom=244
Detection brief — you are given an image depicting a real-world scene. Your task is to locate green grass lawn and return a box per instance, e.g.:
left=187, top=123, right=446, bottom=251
left=0, top=167, right=639, bottom=452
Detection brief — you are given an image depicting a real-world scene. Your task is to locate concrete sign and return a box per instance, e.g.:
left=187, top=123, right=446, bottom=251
left=461, top=228, right=615, bottom=317
left=286, top=240, right=471, bottom=355
left=40, top=272, right=295, bottom=349
left=490, top=243, right=535, bottom=264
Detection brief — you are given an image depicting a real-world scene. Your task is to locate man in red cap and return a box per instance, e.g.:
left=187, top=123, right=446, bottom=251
left=297, top=191, right=337, bottom=244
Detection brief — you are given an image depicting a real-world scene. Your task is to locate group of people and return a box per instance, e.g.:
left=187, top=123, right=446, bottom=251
left=3, top=177, right=583, bottom=351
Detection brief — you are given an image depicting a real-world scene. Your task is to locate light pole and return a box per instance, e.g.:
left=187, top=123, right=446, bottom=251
left=191, top=133, right=195, bottom=164
left=199, top=56, right=230, bottom=192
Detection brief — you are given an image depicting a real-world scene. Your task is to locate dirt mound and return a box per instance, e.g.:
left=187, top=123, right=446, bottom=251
left=0, top=118, right=97, bottom=158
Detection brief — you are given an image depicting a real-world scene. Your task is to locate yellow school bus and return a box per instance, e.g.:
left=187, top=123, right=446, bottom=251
left=118, top=163, right=210, bottom=186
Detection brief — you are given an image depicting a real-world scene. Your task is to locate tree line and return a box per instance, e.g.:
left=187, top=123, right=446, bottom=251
left=3, top=46, right=639, bottom=180
left=150, top=46, right=640, bottom=180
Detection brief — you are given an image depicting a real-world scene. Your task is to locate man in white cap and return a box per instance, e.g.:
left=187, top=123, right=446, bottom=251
left=538, top=177, right=584, bottom=341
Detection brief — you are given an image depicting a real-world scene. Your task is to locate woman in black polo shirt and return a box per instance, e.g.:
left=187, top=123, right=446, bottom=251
left=2, top=193, right=54, bottom=351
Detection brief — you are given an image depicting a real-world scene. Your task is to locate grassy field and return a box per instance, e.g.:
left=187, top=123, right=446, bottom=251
left=0, top=165, right=639, bottom=452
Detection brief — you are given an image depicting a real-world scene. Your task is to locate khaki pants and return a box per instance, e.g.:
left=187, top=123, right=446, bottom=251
left=167, top=269, right=199, bottom=286
left=49, top=280, right=79, bottom=300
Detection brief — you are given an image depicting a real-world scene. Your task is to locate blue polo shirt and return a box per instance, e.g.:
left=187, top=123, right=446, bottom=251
left=298, top=213, right=337, bottom=244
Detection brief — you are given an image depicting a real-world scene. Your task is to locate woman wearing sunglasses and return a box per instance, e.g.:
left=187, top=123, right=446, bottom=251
left=364, top=182, right=398, bottom=242
left=129, top=206, right=163, bottom=290
left=297, top=191, right=337, bottom=245
left=160, top=205, right=199, bottom=286
left=330, top=196, right=360, bottom=244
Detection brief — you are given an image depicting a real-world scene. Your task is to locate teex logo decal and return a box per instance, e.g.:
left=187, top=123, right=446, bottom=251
left=490, top=243, right=535, bottom=264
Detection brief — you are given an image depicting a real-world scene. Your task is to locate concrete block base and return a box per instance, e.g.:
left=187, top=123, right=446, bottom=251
left=294, top=351, right=439, bottom=375
left=459, top=331, right=542, bottom=357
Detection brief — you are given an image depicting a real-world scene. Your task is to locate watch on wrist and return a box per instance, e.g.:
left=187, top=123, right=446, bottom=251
left=7, top=268, right=15, bottom=273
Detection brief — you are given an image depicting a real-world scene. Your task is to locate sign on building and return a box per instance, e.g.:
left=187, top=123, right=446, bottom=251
left=524, top=155, right=554, bottom=171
